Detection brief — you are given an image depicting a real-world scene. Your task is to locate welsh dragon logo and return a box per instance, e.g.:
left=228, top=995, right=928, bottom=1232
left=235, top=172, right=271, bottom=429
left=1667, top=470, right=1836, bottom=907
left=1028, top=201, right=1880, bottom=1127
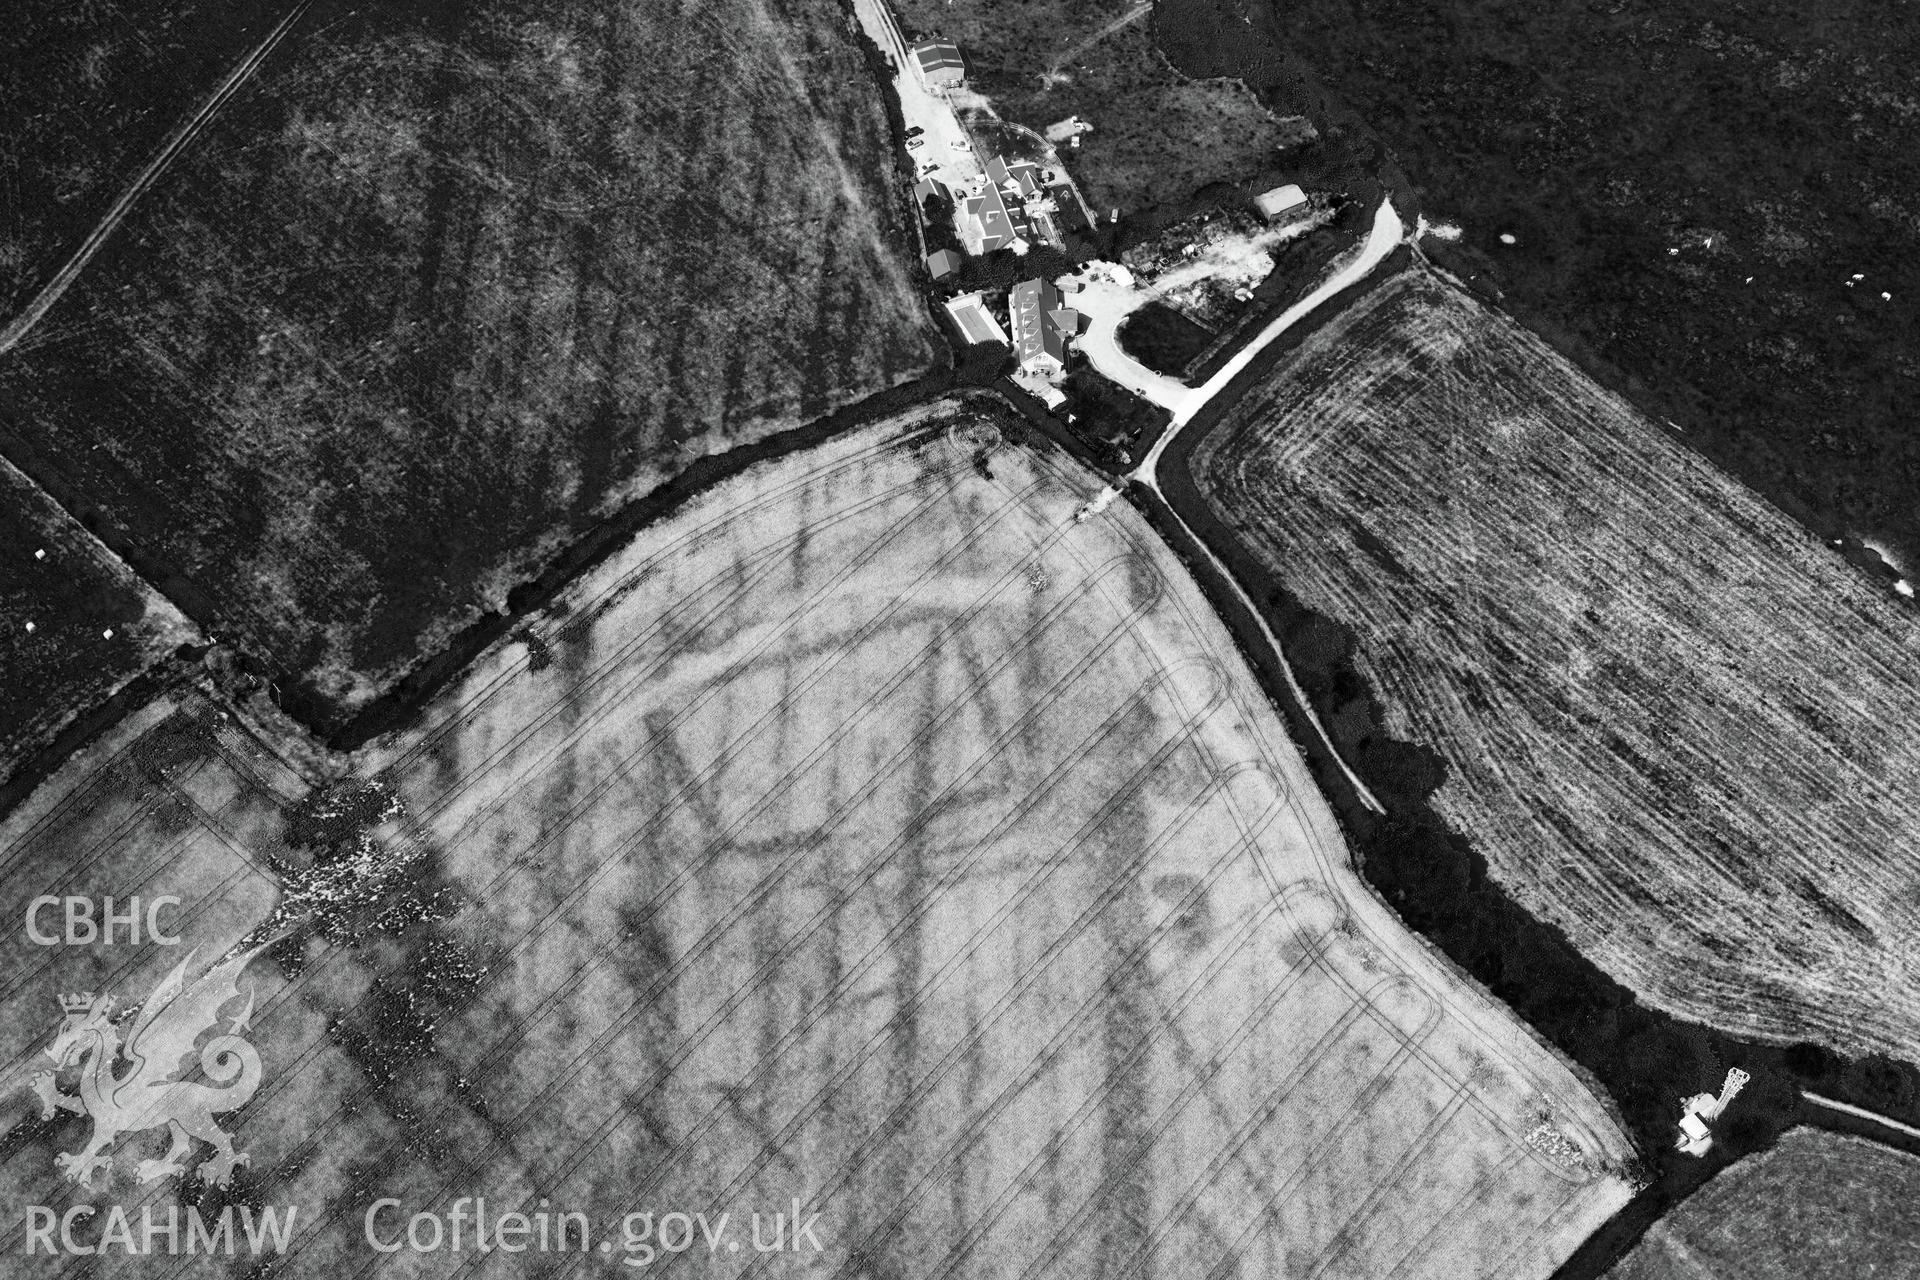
left=32, top=942, right=272, bottom=1189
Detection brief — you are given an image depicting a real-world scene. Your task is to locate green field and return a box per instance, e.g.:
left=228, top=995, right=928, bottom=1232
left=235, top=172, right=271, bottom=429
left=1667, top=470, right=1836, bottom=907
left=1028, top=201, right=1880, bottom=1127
left=1606, top=1128, right=1920, bottom=1279
left=0, top=398, right=1633, bottom=1277
left=0, top=0, right=935, bottom=721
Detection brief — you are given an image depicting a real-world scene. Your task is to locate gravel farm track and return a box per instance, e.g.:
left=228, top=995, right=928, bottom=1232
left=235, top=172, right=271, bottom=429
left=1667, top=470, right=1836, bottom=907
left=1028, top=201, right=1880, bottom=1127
left=0, top=0, right=936, bottom=727
left=0, top=400, right=1637, bottom=1280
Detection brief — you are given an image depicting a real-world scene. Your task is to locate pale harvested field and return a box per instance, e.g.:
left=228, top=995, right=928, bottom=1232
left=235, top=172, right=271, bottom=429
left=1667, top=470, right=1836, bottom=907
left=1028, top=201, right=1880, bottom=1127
left=1606, top=1128, right=1920, bottom=1279
left=0, top=399, right=1631, bottom=1277
left=1192, top=267, right=1920, bottom=1063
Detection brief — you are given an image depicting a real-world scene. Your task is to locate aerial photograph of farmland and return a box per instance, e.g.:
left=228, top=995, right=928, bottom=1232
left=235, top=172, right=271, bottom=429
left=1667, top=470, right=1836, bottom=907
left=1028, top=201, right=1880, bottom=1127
left=2, top=0, right=1917, bottom=1275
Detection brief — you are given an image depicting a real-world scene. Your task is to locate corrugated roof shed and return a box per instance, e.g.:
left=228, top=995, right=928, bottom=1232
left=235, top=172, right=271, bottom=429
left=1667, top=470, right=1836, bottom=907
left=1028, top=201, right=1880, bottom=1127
left=1254, top=183, right=1309, bottom=222
left=911, top=39, right=965, bottom=84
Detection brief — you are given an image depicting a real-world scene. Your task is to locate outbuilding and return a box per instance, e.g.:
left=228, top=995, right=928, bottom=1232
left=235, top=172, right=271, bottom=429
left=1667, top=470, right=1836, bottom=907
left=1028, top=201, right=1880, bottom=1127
left=944, top=292, right=1009, bottom=346
left=925, top=249, right=963, bottom=281
left=910, top=39, right=965, bottom=87
left=1254, top=183, right=1310, bottom=223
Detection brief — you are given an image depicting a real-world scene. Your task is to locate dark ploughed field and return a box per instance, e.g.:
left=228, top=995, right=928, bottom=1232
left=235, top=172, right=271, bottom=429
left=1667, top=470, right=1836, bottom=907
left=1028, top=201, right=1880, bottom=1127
left=0, top=0, right=936, bottom=724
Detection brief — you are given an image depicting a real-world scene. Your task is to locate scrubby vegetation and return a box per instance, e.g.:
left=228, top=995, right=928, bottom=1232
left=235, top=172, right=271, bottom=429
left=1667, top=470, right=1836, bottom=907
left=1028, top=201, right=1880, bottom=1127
left=1168, top=0, right=1920, bottom=575
left=895, top=0, right=1309, bottom=231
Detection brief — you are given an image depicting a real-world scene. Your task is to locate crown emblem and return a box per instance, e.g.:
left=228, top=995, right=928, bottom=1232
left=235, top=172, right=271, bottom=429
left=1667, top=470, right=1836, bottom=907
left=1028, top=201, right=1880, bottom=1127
left=37, top=943, right=274, bottom=1192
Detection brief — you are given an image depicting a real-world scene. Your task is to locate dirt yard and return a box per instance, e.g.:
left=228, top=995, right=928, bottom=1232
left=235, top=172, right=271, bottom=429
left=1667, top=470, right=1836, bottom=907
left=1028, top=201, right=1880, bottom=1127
left=0, top=397, right=1631, bottom=1277
left=1192, top=266, right=1920, bottom=1067
left=0, top=0, right=935, bottom=722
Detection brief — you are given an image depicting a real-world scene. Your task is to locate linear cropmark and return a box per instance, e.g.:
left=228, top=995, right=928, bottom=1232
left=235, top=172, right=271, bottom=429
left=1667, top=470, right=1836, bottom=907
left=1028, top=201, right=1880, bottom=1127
left=0, top=402, right=1634, bottom=1279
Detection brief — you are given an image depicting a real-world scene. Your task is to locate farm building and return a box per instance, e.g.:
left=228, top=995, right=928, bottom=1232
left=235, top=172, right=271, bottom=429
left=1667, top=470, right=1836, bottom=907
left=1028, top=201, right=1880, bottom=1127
left=910, top=38, right=965, bottom=86
left=958, top=183, right=1031, bottom=254
left=943, top=292, right=1009, bottom=346
left=986, top=155, right=1045, bottom=199
left=925, top=248, right=963, bottom=280
left=1008, top=278, right=1080, bottom=377
left=1254, top=182, right=1309, bottom=223
left=1676, top=1068, right=1751, bottom=1157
